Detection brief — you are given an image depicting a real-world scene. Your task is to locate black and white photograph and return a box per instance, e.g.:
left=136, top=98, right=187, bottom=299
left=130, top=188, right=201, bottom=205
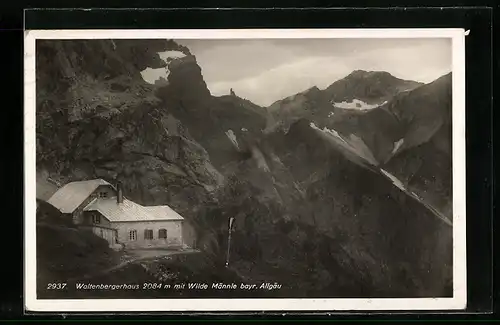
left=24, top=29, right=466, bottom=312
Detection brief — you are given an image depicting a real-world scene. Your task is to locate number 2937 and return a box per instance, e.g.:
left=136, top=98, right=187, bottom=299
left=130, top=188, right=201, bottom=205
left=47, top=283, right=67, bottom=290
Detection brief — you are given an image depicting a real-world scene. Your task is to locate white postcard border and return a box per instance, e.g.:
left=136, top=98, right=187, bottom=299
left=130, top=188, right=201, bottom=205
left=24, top=28, right=467, bottom=312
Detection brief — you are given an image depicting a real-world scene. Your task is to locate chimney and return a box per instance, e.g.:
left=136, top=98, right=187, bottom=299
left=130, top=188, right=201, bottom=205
left=116, top=181, right=123, bottom=204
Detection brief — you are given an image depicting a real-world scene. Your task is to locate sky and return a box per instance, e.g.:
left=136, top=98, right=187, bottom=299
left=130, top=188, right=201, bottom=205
left=143, top=38, right=452, bottom=107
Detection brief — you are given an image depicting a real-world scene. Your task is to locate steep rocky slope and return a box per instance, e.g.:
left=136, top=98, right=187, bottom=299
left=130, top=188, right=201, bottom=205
left=190, top=118, right=453, bottom=298
left=36, top=40, right=223, bottom=221
left=35, top=39, right=452, bottom=298
left=265, top=120, right=452, bottom=294
left=265, top=86, right=331, bottom=132
left=264, top=70, right=453, bottom=217
left=382, top=118, right=452, bottom=217
left=364, top=73, right=452, bottom=216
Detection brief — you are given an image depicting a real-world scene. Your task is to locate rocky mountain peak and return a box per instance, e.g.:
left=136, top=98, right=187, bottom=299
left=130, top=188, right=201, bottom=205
left=303, top=85, right=321, bottom=94
left=347, top=69, right=393, bottom=79
left=324, top=70, right=423, bottom=105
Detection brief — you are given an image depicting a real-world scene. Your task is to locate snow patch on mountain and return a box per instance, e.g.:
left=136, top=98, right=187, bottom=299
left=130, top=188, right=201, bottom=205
left=380, top=169, right=406, bottom=192
left=141, top=67, right=171, bottom=85
left=309, top=122, right=379, bottom=166
left=392, top=138, right=404, bottom=154
left=332, top=99, right=386, bottom=110
left=225, top=129, right=240, bottom=150
left=160, top=50, right=186, bottom=61
left=140, top=51, right=187, bottom=85
left=309, top=122, right=349, bottom=146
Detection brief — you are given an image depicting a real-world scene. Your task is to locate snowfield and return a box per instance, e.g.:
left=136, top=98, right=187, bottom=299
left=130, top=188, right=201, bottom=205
left=141, top=51, right=187, bottom=84
left=332, top=99, right=387, bottom=110
left=309, top=123, right=349, bottom=146
left=160, top=50, right=187, bottom=61
left=380, top=169, right=406, bottom=191
left=309, top=122, right=378, bottom=166
left=225, top=129, right=240, bottom=150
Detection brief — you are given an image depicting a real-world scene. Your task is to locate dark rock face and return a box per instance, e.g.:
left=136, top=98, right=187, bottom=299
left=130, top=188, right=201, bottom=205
left=359, top=73, right=453, bottom=217
left=35, top=40, right=453, bottom=298
left=262, top=120, right=452, bottom=297
left=185, top=116, right=452, bottom=297
left=265, top=70, right=453, bottom=218
left=384, top=73, right=452, bottom=152
left=36, top=40, right=223, bottom=221
left=383, top=124, right=452, bottom=217
left=379, top=74, right=453, bottom=217
left=155, top=56, right=267, bottom=170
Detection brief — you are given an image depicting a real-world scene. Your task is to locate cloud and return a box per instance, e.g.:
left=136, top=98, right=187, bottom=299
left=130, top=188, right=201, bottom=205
left=174, top=38, right=452, bottom=106
left=209, top=56, right=352, bottom=106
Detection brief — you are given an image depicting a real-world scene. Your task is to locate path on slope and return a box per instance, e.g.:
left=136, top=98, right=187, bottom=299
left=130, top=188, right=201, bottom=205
left=66, top=248, right=201, bottom=282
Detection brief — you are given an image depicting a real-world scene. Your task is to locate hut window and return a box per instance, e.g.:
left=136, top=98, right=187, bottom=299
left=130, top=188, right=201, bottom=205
left=144, top=229, right=154, bottom=240
left=129, top=230, right=137, bottom=241
left=158, top=229, right=167, bottom=239
left=92, top=214, right=101, bottom=224
left=98, top=191, right=108, bottom=198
